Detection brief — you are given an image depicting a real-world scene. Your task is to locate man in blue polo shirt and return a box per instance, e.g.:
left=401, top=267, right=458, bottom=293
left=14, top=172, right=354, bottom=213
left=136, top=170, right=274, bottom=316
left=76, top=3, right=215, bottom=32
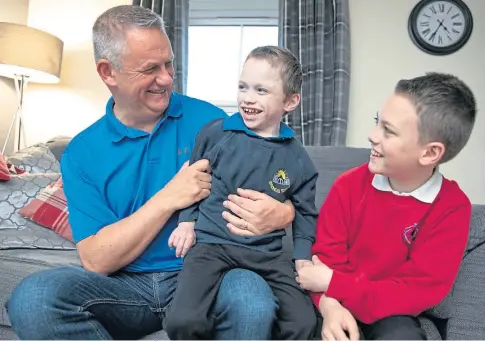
left=6, top=5, right=294, bottom=340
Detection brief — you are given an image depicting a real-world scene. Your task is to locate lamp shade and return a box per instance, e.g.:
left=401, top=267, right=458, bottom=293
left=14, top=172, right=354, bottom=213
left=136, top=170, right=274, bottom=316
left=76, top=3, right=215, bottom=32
left=0, top=22, right=63, bottom=83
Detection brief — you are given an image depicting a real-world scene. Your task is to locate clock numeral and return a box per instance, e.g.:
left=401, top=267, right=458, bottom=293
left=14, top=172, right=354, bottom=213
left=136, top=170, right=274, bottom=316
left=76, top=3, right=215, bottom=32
left=423, top=13, right=431, bottom=18
left=447, top=34, right=452, bottom=41
left=438, top=35, right=443, bottom=44
left=451, top=13, right=460, bottom=19
left=430, top=5, right=437, bottom=14
left=429, top=32, right=436, bottom=42
left=422, top=28, right=431, bottom=37
left=420, top=21, right=430, bottom=26
left=453, top=22, right=463, bottom=26
left=439, top=3, right=445, bottom=12
left=447, top=7, right=452, bottom=14
left=452, top=28, right=460, bottom=34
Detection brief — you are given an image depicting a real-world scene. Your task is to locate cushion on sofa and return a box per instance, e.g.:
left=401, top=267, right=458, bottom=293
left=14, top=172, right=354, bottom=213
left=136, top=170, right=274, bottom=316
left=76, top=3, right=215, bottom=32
left=6, top=143, right=60, bottom=174
left=0, top=172, right=75, bottom=250
left=18, top=177, right=72, bottom=242
left=0, top=155, right=10, bottom=181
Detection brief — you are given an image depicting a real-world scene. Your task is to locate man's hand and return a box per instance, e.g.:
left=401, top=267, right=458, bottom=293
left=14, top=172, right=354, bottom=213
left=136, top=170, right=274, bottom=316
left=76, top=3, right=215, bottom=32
left=320, top=296, right=359, bottom=341
left=162, top=160, right=211, bottom=211
left=296, top=255, right=333, bottom=292
left=295, top=259, right=312, bottom=272
left=168, top=221, right=196, bottom=258
left=222, top=188, right=295, bottom=236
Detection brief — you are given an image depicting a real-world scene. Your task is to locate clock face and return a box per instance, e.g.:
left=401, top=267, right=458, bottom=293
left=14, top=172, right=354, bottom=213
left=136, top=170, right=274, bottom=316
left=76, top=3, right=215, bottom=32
left=414, top=0, right=467, bottom=48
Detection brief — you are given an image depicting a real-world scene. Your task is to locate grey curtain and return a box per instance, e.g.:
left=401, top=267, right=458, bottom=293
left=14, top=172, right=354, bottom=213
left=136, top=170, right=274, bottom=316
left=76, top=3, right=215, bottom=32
left=279, top=0, right=351, bottom=146
left=133, top=0, right=189, bottom=94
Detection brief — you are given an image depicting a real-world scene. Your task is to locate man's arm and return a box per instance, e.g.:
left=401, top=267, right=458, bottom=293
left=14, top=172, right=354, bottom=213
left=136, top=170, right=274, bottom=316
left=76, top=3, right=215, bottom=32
left=324, top=202, right=471, bottom=324
left=62, top=151, right=211, bottom=275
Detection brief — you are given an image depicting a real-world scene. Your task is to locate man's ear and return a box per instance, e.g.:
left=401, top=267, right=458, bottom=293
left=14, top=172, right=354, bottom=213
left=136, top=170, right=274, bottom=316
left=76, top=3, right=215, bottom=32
left=96, top=59, right=118, bottom=87
left=419, top=142, right=445, bottom=167
left=284, top=93, right=300, bottom=113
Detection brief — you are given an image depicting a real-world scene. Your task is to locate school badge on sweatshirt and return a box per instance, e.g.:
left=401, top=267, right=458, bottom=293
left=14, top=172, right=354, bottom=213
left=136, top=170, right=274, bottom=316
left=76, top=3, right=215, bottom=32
left=269, top=168, right=291, bottom=194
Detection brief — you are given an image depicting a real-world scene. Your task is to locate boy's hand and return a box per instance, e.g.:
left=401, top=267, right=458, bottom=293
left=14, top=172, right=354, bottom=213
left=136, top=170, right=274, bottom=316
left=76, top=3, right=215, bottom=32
left=296, top=255, right=333, bottom=292
left=295, top=259, right=312, bottom=272
left=320, top=296, right=359, bottom=341
left=168, top=222, right=196, bottom=258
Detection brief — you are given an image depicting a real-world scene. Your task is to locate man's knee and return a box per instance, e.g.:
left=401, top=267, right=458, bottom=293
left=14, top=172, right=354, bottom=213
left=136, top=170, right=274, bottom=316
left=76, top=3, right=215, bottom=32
left=365, top=315, right=426, bottom=340
left=7, top=266, right=85, bottom=334
left=221, top=269, right=277, bottom=321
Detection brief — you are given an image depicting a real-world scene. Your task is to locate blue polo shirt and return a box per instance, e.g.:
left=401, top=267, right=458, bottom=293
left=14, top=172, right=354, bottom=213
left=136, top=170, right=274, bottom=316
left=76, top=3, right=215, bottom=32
left=61, top=92, right=227, bottom=272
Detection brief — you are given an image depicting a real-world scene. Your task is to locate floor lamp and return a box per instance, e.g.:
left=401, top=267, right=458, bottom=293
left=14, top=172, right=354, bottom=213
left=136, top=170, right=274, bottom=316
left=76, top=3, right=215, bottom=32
left=0, top=22, right=63, bottom=155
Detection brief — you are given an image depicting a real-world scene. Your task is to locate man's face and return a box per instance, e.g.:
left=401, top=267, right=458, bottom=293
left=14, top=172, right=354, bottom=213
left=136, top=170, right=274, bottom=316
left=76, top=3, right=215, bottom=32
left=110, top=28, right=174, bottom=121
left=367, top=93, right=426, bottom=179
left=237, top=58, right=298, bottom=137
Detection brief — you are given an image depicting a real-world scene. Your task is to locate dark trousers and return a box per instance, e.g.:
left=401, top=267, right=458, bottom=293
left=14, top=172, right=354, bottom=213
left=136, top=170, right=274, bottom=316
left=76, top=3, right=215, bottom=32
left=359, top=315, right=426, bottom=340
left=315, top=314, right=426, bottom=340
left=165, top=243, right=317, bottom=340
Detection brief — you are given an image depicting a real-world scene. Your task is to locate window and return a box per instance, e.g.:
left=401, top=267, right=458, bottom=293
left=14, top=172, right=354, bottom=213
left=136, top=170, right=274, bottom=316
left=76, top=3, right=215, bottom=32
left=187, top=25, right=279, bottom=112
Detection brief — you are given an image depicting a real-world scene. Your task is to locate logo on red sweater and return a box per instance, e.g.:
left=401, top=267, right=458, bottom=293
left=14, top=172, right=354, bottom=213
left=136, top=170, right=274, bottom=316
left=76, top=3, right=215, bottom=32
left=402, top=223, right=419, bottom=245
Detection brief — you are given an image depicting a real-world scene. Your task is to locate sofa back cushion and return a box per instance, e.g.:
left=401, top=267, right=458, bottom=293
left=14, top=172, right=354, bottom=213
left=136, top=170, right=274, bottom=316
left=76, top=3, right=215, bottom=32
left=305, top=146, right=370, bottom=209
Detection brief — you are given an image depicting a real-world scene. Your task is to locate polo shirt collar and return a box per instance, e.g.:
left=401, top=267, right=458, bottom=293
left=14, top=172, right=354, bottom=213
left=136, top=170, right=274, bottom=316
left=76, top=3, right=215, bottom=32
left=222, top=112, right=294, bottom=140
left=106, top=92, right=183, bottom=143
left=372, top=169, right=443, bottom=204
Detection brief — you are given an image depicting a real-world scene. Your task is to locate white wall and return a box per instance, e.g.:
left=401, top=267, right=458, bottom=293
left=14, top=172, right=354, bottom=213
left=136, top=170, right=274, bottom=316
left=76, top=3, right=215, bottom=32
left=0, top=0, right=29, bottom=154
left=347, top=0, right=485, bottom=204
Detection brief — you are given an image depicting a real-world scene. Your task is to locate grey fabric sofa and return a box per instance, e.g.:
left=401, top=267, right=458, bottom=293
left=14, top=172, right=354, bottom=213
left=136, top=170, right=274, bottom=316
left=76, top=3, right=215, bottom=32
left=0, top=140, right=484, bottom=340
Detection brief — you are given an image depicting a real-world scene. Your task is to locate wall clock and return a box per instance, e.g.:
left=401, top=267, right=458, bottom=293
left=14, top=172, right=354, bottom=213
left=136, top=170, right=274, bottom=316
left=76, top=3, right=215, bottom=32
left=408, top=0, right=473, bottom=55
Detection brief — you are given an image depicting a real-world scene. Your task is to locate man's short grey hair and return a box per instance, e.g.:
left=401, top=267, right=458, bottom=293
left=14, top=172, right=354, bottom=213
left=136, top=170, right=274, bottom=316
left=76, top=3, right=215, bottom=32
left=395, top=72, right=476, bottom=164
left=245, top=45, right=302, bottom=96
left=92, top=5, right=165, bottom=70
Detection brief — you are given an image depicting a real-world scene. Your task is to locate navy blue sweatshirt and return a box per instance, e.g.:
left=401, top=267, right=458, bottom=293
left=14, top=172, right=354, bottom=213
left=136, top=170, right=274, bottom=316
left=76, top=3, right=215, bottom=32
left=178, top=113, right=318, bottom=260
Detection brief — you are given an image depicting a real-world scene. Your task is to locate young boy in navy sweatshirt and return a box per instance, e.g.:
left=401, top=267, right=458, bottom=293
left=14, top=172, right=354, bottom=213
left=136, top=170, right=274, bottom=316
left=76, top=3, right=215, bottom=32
left=164, top=46, right=319, bottom=340
left=297, top=72, right=476, bottom=340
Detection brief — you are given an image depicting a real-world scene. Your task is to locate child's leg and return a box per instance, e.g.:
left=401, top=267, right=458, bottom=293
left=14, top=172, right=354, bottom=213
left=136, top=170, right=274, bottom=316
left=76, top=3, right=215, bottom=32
left=226, top=245, right=318, bottom=340
left=264, top=260, right=318, bottom=340
left=359, top=315, right=426, bottom=340
left=164, top=243, right=234, bottom=340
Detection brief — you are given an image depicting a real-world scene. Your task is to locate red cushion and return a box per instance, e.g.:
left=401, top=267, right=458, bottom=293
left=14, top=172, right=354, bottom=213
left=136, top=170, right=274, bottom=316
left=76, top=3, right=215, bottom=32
left=0, top=154, right=10, bottom=181
left=18, top=177, right=73, bottom=242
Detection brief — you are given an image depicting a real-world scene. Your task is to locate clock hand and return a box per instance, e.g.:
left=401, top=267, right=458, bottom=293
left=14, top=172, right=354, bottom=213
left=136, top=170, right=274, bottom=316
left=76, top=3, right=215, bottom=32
left=429, top=19, right=443, bottom=41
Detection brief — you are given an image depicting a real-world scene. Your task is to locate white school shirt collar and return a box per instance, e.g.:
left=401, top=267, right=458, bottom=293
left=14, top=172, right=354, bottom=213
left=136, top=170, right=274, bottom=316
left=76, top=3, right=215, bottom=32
left=371, top=169, right=443, bottom=204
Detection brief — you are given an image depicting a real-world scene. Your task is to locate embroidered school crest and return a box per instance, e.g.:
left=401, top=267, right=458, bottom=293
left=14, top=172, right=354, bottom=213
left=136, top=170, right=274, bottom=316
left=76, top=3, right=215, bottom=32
left=269, top=169, right=291, bottom=194
left=402, top=223, right=420, bottom=246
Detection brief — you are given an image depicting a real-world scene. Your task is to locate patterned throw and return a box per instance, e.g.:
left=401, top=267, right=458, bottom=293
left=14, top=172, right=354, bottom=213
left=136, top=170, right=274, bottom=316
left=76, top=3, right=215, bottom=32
left=18, top=177, right=72, bottom=242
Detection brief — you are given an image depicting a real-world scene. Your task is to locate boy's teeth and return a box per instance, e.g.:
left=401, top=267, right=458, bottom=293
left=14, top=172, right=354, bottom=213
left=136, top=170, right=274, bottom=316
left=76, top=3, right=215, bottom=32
left=371, top=150, right=383, bottom=157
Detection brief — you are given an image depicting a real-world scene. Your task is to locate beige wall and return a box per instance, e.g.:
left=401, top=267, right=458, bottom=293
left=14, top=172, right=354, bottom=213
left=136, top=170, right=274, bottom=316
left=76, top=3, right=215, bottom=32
left=348, top=0, right=485, bottom=204
left=0, top=0, right=29, bottom=154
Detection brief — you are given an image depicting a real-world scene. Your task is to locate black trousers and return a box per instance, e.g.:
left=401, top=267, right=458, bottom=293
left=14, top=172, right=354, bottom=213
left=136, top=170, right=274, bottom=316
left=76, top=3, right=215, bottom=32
left=315, top=314, right=426, bottom=340
left=165, top=243, right=317, bottom=340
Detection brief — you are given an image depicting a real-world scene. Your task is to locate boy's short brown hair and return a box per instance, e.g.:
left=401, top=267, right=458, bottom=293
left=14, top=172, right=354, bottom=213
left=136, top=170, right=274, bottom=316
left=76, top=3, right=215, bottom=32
left=245, top=45, right=302, bottom=97
left=395, top=72, right=476, bottom=164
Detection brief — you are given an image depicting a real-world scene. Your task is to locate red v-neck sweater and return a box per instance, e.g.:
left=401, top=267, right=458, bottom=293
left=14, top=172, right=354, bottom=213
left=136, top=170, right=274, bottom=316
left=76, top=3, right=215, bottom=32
left=311, top=163, right=471, bottom=324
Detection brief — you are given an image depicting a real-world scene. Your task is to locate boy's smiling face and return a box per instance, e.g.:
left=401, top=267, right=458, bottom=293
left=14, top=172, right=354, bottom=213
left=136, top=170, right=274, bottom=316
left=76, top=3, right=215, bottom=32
left=237, top=57, right=299, bottom=137
left=367, top=93, right=426, bottom=179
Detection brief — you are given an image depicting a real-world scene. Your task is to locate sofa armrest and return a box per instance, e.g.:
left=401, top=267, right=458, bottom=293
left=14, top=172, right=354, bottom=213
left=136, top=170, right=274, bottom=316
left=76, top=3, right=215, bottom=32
left=447, top=243, right=485, bottom=339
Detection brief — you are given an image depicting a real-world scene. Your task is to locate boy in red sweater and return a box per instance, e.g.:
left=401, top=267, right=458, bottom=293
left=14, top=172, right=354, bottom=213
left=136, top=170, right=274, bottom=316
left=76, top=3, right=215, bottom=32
left=296, top=72, right=476, bottom=340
